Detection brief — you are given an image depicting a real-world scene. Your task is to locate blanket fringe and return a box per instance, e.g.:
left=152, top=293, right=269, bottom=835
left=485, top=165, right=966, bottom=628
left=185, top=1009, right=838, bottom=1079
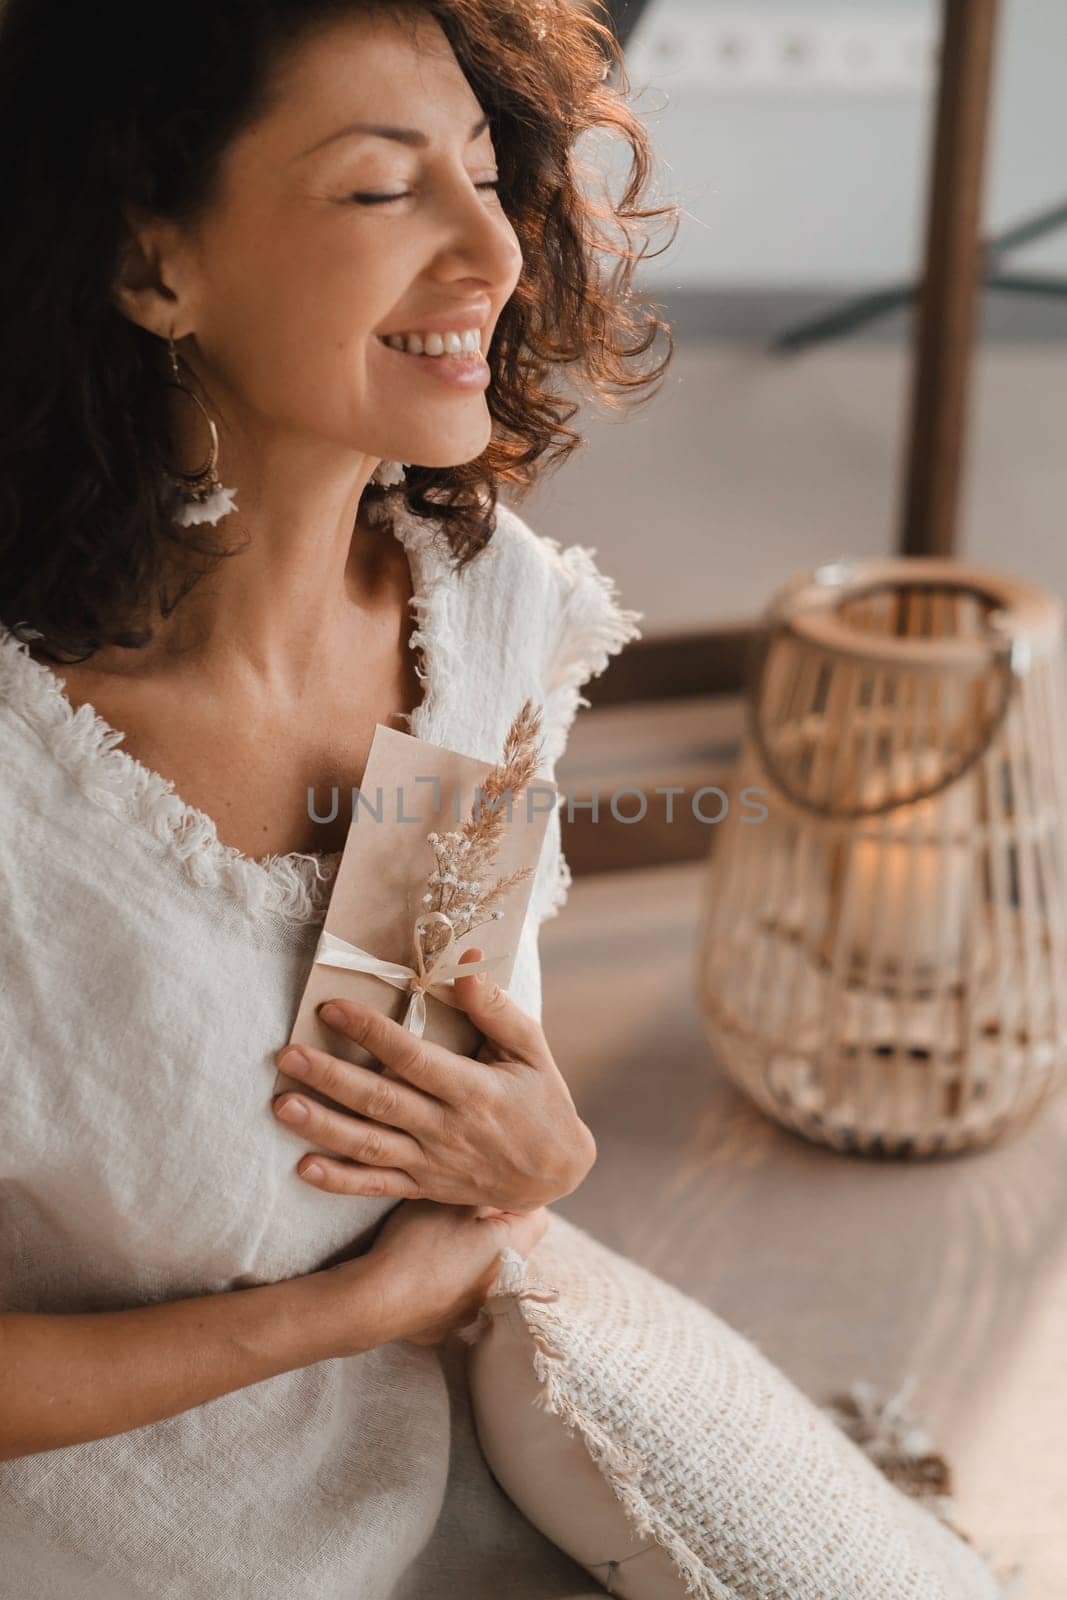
left=477, top=1252, right=1018, bottom=1599
left=823, top=1378, right=1020, bottom=1596
left=823, top=1377, right=954, bottom=1507
left=478, top=1249, right=719, bottom=1600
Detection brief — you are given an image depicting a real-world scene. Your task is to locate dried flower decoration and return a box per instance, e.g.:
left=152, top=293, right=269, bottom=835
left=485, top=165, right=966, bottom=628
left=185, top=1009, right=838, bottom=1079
left=415, top=699, right=545, bottom=974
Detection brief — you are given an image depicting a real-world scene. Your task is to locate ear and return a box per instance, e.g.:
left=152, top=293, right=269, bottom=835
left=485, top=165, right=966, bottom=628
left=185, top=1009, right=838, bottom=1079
left=111, top=207, right=196, bottom=341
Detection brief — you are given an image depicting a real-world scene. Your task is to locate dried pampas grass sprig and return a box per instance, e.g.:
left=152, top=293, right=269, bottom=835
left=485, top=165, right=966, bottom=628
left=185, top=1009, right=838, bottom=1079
left=418, top=700, right=546, bottom=966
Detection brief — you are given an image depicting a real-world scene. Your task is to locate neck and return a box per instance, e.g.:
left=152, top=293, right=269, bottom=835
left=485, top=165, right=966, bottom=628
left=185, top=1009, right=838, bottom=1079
left=83, top=429, right=402, bottom=697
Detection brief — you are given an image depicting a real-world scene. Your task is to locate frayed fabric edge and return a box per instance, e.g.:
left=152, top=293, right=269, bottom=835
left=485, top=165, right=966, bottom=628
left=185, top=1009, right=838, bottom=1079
left=0, top=624, right=340, bottom=928
left=533, top=540, right=644, bottom=926
left=539, top=541, right=644, bottom=774
left=473, top=1249, right=1015, bottom=1600
left=0, top=498, right=460, bottom=932
left=535, top=849, right=574, bottom=928
left=474, top=1247, right=730, bottom=1600
left=0, top=496, right=461, bottom=931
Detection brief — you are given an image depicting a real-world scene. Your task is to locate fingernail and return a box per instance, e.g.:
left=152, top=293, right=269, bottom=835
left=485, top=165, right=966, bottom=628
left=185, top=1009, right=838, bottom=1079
left=275, top=1096, right=308, bottom=1124
left=302, top=1161, right=325, bottom=1183
left=278, top=1046, right=308, bottom=1076
left=318, top=1003, right=345, bottom=1028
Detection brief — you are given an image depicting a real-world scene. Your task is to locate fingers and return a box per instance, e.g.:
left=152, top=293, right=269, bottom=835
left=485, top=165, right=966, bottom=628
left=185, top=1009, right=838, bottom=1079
left=272, top=1089, right=423, bottom=1177
left=274, top=1040, right=438, bottom=1132
left=295, top=1153, right=422, bottom=1200
left=449, top=947, right=548, bottom=1064
left=315, top=999, right=474, bottom=1103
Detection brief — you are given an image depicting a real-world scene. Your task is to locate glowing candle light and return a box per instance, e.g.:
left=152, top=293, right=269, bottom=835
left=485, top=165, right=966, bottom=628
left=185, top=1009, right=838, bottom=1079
left=837, top=749, right=973, bottom=988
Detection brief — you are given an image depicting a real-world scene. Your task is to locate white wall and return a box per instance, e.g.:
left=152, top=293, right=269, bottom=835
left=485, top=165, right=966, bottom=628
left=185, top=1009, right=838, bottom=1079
left=596, top=0, right=1067, bottom=290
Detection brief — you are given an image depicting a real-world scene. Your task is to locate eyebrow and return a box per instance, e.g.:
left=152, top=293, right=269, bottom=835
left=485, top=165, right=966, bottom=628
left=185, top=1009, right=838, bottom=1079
left=300, top=114, right=489, bottom=159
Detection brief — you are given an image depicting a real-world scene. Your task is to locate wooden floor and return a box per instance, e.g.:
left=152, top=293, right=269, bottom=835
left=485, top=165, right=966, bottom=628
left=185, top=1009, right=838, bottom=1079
left=540, top=857, right=1067, bottom=1600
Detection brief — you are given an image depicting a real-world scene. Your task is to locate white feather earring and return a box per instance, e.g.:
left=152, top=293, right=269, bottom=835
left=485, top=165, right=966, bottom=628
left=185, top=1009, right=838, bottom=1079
left=371, top=459, right=407, bottom=488
left=164, top=336, right=239, bottom=527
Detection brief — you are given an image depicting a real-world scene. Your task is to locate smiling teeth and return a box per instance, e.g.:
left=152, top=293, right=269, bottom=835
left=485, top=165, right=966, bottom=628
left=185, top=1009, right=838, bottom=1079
left=381, top=329, right=482, bottom=356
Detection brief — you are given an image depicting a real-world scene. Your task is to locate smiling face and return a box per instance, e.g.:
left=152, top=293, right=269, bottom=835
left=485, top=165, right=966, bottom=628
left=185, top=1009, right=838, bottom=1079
left=143, top=6, right=525, bottom=474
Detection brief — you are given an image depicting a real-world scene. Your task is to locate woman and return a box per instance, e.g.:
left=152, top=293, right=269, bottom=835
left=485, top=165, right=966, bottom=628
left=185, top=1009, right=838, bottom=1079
left=0, top=1, right=672, bottom=1597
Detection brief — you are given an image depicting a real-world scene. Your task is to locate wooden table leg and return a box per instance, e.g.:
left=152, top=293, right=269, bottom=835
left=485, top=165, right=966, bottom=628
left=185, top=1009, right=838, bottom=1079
left=899, top=0, right=1001, bottom=559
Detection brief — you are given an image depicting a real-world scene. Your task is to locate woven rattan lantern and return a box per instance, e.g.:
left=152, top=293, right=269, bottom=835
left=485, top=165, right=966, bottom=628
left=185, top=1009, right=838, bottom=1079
left=697, top=558, right=1067, bottom=1157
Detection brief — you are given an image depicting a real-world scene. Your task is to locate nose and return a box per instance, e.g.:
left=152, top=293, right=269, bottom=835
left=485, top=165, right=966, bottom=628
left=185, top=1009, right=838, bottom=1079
left=430, top=174, right=524, bottom=300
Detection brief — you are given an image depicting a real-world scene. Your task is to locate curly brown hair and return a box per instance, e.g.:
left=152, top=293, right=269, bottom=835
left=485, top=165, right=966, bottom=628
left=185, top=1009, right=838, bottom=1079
left=0, top=0, right=676, bottom=663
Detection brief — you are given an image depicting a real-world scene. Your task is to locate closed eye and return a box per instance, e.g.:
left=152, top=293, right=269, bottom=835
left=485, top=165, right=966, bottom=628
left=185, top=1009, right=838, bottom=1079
left=351, top=179, right=501, bottom=205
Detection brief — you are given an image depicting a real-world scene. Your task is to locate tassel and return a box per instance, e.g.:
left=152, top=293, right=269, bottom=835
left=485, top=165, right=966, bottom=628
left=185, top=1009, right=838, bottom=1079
left=825, top=1380, right=1025, bottom=1593
left=824, top=1377, right=953, bottom=1501
left=173, top=484, right=239, bottom=527
left=372, top=459, right=407, bottom=488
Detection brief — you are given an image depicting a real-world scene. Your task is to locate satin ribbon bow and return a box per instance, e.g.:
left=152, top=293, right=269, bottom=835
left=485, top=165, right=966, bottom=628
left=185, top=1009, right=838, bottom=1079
left=311, top=911, right=508, bottom=1038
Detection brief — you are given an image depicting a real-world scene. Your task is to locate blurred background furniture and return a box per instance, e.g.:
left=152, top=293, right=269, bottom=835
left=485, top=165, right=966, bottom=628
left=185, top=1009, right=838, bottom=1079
left=540, top=0, right=1065, bottom=882
left=699, top=558, right=1067, bottom=1158
left=599, top=0, right=1001, bottom=668
left=888, top=0, right=999, bottom=561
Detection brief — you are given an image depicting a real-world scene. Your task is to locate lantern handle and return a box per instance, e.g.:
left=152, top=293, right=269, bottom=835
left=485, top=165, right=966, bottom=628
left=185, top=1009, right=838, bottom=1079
left=745, top=612, right=1023, bottom=821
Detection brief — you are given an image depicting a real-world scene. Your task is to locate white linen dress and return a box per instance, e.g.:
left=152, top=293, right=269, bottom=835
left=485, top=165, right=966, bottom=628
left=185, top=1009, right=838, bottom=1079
left=0, top=497, right=642, bottom=1600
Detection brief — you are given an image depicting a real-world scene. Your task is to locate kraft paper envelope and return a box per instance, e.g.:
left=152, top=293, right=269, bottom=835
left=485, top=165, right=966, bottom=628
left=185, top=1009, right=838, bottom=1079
left=274, top=721, right=556, bottom=1107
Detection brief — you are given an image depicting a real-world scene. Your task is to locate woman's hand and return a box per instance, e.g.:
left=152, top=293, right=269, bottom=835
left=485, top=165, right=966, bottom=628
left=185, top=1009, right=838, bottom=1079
left=346, top=1199, right=550, bottom=1347
left=272, top=948, right=596, bottom=1214
left=0, top=1204, right=550, bottom=1462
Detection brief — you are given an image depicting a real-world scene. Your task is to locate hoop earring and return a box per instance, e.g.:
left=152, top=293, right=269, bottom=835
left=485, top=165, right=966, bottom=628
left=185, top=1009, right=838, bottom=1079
left=164, top=337, right=239, bottom=526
